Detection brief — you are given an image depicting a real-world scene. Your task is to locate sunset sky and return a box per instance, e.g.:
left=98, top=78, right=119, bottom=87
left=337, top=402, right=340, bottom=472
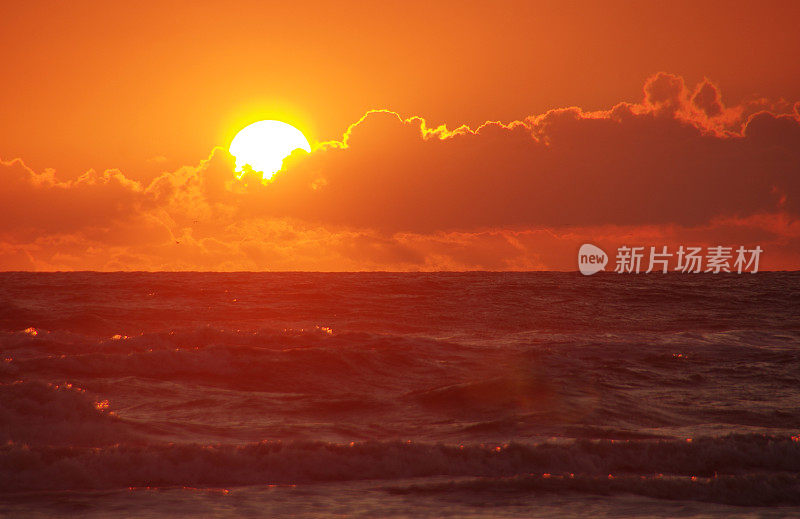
left=2, top=0, right=800, bottom=270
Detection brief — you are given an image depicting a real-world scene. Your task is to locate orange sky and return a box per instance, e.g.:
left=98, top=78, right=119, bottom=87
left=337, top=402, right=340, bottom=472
left=2, top=0, right=800, bottom=271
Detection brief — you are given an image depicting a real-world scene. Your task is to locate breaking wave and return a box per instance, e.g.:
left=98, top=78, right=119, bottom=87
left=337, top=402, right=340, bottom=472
left=2, top=434, right=800, bottom=506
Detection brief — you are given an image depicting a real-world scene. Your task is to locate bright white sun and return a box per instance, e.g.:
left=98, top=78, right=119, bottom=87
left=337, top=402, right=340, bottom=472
left=229, top=120, right=311, bottom=180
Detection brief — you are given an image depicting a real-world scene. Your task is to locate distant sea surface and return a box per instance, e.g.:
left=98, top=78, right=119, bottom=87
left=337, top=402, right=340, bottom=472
left=1, top=272, right=799, bottom=518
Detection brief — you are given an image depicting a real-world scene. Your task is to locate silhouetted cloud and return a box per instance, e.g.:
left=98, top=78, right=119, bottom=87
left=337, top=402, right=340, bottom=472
left=1, top=73, right=799, bottom=270
left=259, top=74, right=799, bottom=231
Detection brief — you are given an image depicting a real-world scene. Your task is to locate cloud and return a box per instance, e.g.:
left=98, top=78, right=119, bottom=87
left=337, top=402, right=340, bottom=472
left=257, top=74, right=799, bottom=232
left=643, top=72, right=686, bottom=116
left=0, top=158, right=145, bottom=237
left=691, top=78, right=724, bottom=118
left=1, top=73, right=799, bottom=271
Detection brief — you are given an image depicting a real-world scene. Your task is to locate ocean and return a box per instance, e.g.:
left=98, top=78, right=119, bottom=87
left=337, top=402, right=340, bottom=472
left=1, top=272, right=799, bottom=518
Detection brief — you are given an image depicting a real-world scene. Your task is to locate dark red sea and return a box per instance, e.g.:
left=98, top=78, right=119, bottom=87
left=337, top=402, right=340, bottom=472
left=2, top=272, right=799, bottom=517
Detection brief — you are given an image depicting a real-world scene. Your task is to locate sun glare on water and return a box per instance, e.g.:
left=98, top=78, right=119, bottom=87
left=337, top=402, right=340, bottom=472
left=229, top=120, right=311, bottom=180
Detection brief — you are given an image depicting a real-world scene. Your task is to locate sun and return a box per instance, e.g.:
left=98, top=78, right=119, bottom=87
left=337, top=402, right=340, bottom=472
left=229, top=120, right=311, bottom=180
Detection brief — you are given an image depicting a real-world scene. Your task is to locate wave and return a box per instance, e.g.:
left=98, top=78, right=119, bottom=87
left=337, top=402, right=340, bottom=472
left=0, top=380, right=135, bottom=446
left=8, top=325, right=799, bottom=380
left=2, top=435, right=799, bottom=501
left=4, top=327, right=479, bottom=394
left=384, top=472, right=800, bottom=507
left=7, top=325, right=800, bottom=435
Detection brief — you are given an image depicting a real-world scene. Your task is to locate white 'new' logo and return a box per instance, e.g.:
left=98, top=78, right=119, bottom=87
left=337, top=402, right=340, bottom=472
left=578, top=243, right=608, bottom=275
